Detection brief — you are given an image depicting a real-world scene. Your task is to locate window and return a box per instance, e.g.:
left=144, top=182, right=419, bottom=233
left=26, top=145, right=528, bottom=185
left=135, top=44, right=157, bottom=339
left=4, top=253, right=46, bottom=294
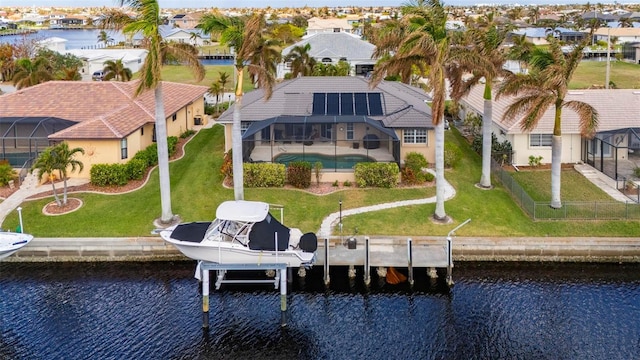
left=241, top=122, right=250, bottom=135
left=529, top=134, right=552, bottom=147
left=140, top=127, right=144, bottom=136
left=403, top=128, right=427, bottom=144
left=172, top=114, right=177, bottom=122
left=120, top=138, right=128, bottom=159
left=346, top=123, right=354, bottom=140
left=321, top=124, right=333, bottom=140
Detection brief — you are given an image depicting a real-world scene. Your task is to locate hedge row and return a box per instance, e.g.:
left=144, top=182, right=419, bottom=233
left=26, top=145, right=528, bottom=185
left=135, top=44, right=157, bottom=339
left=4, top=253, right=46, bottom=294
left=354, top=162, right=399, bottom=188
left=244, top=163, right=286, bottom=187
left=90, top=136, right=178, bottom=187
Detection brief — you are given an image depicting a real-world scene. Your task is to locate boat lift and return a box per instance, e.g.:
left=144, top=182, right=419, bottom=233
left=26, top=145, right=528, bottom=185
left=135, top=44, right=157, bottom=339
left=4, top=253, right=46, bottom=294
left=198, top=261, right=290, bottom=329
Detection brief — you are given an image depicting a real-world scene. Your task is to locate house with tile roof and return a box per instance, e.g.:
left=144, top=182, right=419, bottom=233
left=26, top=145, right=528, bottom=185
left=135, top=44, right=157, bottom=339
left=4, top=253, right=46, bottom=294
left=0, top=80, right=208, bottom=178
left=217, top=76, right=434, bottom=183
left=278, top=32, right=376, bottom=78
left=459, top=86, right=640, bottom=180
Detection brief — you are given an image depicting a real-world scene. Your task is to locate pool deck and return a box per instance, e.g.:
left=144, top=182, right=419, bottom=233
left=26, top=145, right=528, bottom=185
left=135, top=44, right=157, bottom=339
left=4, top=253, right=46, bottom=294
left=250, top=144, right=395, bottom=163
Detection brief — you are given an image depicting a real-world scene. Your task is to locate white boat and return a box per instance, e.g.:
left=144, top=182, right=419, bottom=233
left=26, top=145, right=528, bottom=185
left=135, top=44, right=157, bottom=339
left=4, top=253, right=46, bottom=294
left=0, top=231, right=34, bottom=260
left=159, top=200, right=317, bottom=267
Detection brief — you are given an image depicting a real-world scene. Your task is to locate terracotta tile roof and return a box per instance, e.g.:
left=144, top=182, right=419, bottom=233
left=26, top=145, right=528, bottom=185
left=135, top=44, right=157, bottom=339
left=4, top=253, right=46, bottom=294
left=460, top=85, right=640, bottom=135
left=0, top=80, right=207, bottom=140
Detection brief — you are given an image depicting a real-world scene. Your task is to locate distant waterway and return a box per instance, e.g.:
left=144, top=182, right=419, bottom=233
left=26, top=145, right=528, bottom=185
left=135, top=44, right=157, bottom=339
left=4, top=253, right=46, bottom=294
left=1, top=261, right=638, bottom=359
left=0, top=29, right=126, bottom=50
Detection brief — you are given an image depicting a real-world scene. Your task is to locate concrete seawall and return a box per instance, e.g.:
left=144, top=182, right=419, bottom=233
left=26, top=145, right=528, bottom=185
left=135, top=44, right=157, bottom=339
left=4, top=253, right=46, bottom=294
left=4, top=236, right=640, bottom=263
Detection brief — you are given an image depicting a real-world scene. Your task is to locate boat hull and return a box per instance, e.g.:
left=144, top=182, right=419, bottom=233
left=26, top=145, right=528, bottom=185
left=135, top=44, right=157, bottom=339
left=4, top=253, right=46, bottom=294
left=162, top=235, right=315, bottom=267
left=0, top=232, right=34, bottom=260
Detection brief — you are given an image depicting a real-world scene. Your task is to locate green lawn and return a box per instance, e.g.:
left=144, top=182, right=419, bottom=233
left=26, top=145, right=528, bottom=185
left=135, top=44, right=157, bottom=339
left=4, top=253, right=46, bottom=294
left=134, top=65, right=255, bottom=93
left=5, top=125, right=640, bottom=238
left=571, top=61, right=640, bottom=89
left=509, top=169, right=613, bottom=201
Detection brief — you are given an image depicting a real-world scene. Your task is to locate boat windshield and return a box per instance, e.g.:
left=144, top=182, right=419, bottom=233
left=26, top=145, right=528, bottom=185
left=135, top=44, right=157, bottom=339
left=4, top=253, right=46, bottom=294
left=203, top=218, right=253, bottom=244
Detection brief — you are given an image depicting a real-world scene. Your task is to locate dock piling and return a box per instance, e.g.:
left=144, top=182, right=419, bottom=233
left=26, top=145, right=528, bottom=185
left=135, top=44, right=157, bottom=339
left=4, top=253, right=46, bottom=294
left=407, top=238, right=414, bottom=286
left=364, top=237, right=370, bottom=286
left=323, top=238, right=330, bottom=286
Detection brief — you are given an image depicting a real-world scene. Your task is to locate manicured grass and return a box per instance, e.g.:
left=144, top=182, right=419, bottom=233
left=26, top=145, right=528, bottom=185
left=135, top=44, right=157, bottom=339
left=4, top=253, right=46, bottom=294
left=133, top=65, right=254, bottom=93
left=5, top=125, right=640, bottom=238
left=571, top=61, right=640, bottom=89
left=509, top=169, right=613, bottom=201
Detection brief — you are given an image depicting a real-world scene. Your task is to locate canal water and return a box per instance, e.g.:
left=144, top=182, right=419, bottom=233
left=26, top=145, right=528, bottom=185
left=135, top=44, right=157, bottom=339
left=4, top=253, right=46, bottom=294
left=1, top=261, right=639, bottom=359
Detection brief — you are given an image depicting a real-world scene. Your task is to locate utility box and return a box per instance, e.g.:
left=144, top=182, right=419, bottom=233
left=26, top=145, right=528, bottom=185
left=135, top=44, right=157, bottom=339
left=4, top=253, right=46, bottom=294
left=347, top=237, right=357, bottom=249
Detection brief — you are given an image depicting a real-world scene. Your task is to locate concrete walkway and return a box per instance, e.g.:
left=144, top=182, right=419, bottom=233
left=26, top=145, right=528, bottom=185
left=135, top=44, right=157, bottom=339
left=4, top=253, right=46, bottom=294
left=574, top=163, right=630, bottom=202
left=318, top=171, right=456, bottom=237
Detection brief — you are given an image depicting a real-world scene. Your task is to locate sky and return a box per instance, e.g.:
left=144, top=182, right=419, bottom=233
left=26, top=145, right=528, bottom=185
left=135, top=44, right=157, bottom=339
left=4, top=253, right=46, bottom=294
left=2, top=0, right=637, bottom=8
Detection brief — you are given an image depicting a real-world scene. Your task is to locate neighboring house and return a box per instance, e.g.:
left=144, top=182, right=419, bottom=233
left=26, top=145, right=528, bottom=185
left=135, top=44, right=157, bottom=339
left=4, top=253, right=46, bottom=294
left=508, top=27, right=586, bottom=45
left=49, top=17, right=87, bottom=29
left=459, top=86, right=640, bottom=179
left=38, top=37, right=68, bottom=53
left=278, top=32, right=376, bottom=78
left=132, top=25, right=209, bottom=47
left=0, top=81, right=208, bottom=178
left=167, top=12, right=203, bottom=29
left=64, top=49, right=149, bottom=77
left=217, top=76, right=436, bottom=183
left=306, top=17, right=354, bottom=36
left=594, top=27, right=640, bottom=44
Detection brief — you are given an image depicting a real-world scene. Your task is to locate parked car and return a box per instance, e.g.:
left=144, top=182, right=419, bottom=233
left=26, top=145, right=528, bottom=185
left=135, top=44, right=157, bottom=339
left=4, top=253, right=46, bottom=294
left=92, top=71, right=105, bottom=81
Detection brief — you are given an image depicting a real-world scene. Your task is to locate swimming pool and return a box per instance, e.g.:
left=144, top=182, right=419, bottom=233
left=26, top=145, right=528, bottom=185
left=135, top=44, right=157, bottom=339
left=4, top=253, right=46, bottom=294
left=274, top=153, right=374, bottom=169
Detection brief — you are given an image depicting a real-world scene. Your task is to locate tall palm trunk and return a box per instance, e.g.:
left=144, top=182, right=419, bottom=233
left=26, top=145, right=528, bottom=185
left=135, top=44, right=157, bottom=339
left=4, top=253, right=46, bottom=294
left=154, top=84, right=174, bottom=222
left=551, top=135, right=562, bottom=208
left=232, top=66, right=244, bottom=201
left=434, top=120, right=446, bottom=219
left=480, top=93, right=493, bottom=188
left=62, top=177, right=68, bottom=206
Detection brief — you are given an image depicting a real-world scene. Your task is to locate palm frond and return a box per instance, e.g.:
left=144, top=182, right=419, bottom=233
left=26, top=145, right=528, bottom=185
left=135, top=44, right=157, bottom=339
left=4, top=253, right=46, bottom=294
left=564, top=100, right=599, bottom=138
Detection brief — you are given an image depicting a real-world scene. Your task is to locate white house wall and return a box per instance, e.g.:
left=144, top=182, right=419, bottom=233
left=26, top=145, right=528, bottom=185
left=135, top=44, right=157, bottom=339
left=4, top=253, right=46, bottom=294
left=510, top=133, right=583, bottom=166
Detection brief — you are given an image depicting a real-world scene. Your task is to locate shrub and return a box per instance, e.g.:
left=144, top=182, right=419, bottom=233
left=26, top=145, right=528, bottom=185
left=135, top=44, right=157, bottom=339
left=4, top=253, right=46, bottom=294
left=287, top=161, right=312, bottom=188
left=180, top=129, right=195, bottom=139
left=529, top=155, right=543, bottom=167
left=90, top=163, right=128, bottom=186
left=167, top=136, right=178, bottom=157
left=144, top=144, right=159, bottom=166
left=354, top=162, right=399, bottom=188
left=0, top=163, right=16, bottom=186
left=403, top=152, right=431, bottom=184
left=220, top=150, right=233, bottom=179
left=132, top=150, right=151, bottom=168
left=204, top=102, right=215, bottom=115
left=343, top=180, right=352, bottom=187
left=633, top=167, right=640, bottom=178
left=332, top=180, right=339, bottom=187
left=244, top=163, right=286, bottom=187
left=126, top=158, right=147, bottom=180
left=444, top=142, right=462, bottom=168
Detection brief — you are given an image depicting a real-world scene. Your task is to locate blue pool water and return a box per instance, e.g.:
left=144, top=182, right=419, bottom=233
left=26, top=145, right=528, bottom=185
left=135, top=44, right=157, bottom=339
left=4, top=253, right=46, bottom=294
left=274, top=153, right=374, bottom=169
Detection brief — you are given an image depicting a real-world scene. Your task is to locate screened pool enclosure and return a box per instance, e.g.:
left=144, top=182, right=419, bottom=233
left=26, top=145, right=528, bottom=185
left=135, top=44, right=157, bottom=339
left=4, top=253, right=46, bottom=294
left=0, top=116, right=76, bottom=167
left=583, top=127, right=640, bottom=184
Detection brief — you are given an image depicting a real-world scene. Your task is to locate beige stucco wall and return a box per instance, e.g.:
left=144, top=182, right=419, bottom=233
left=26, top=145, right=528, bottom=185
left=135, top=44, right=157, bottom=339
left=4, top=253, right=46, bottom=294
left=61, top=98, right=205, bottom=179
left=397, top=129, right=436, bottom=165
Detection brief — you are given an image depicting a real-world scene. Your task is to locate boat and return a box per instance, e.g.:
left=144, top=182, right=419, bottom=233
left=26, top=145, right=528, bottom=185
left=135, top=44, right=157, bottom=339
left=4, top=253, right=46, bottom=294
left=0, top=231, right=34, bottom=260
left=158, top=200, right=317, bottom=267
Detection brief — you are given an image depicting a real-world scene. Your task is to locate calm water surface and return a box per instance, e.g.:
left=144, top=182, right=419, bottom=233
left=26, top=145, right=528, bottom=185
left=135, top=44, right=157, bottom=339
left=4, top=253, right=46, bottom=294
left=1, top=261, right=639, bottom=360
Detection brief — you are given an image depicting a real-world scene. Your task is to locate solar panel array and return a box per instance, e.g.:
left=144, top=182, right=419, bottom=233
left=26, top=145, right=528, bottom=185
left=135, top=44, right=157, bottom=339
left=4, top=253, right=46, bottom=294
left=312, top=92, right=384, bottom=116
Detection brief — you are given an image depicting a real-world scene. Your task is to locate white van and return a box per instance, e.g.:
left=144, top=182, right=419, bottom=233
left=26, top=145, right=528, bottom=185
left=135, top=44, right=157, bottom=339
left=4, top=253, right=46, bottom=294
left=92, top=70, right=105, bottom=81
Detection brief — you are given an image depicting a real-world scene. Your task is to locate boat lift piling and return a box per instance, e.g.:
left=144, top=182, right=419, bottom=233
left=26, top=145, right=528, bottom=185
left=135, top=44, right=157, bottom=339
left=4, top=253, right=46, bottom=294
left=199, top=262, right=290, bottom=329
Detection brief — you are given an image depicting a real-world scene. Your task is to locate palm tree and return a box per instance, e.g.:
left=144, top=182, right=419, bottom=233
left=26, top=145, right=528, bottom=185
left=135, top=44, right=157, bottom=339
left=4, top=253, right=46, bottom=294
left=97, top=30, right=114, bottom=47
left=31, top=147, right=62, bottom=207
left=508, top=34, right=534, bottom=73
left=248, top=36, right=281, bottom=89
left=52, top=142, right=84, bottom=206
left=56, top=66, right=81, bottom=81
left=449, top=13, right=510, bottom=189
left=284, top=43, right=316, bottom=77
left=198, top=12, right=278, bottom=201
left=108, top=0, right=205, bottom=224
left=218, top=71, right=230, bottom=93
left=12, top=57, right=52, bottom=89
left=208, top=82, right=222, bottom=113
left=103, top=59, right=132, bottom=81
left=370, top=0, right=456, bottom=221
left=497, top=36, right=599, bottom=208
